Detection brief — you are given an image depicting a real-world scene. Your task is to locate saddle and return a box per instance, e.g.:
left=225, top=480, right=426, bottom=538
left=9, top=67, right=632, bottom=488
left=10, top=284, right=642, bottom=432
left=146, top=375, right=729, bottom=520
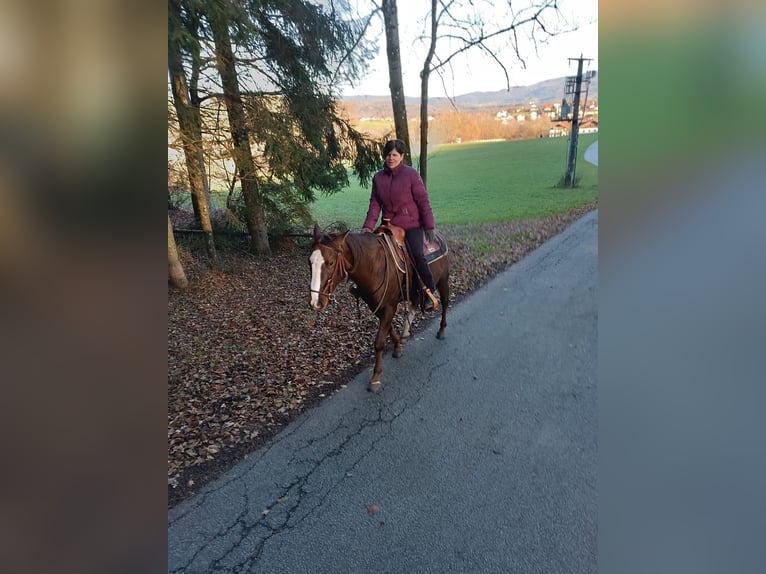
left=374, top=222, right=449, bottom=272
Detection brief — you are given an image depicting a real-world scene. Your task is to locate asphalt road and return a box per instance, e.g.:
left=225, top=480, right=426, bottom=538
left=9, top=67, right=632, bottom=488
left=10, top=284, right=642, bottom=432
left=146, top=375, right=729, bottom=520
left=584, top=140, right=598, bottom=166
left=168, top=210, right=598, bottom=574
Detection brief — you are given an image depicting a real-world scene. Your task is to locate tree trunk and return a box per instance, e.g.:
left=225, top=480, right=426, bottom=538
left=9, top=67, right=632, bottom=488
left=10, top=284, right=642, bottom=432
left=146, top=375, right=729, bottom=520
left=418, top=72, right=430, bottom=185
left=168, top=0, right=218, bottom=266
left=418, top=0, right=439, bottom=186
left=381, top=0, right=411, bottom=163
left=207, top=2, right=271, bottom=255
left=168, top=214, right=189, bottom=289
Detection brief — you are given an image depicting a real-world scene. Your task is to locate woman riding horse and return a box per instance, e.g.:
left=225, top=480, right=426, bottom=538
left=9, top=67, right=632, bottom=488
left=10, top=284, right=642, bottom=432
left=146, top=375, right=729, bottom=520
left=362, top=139, right=439, bottom=311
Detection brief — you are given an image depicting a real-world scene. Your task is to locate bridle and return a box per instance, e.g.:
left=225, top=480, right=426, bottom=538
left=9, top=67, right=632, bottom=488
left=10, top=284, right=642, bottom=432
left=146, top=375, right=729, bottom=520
left=310, top=242, right=350, bottom=300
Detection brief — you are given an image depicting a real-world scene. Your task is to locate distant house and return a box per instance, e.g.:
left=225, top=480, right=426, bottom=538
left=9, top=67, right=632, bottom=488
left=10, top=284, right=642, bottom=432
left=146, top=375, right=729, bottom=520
left=579, top=118, right=599, bottom=134
left=549, top=118, right=598, bottom=137
left=495, top=110, right=513, bottom=125
left=548, top=122, right=569, bottom=137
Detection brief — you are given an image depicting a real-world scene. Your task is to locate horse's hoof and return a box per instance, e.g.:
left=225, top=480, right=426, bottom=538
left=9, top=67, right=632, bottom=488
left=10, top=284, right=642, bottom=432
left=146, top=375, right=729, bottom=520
left=436, top=331, right=446, bottom=340
left=392, top=349, right=402, bottom=358
left=368, top=381, right=382, bottom=393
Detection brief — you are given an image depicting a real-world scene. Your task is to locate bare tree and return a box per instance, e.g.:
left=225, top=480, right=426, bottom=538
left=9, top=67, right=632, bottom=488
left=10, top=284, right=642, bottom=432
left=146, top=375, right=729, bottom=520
left=416, top=0, right=564, bottom=184
left=418, top=0, right=439, bottom=184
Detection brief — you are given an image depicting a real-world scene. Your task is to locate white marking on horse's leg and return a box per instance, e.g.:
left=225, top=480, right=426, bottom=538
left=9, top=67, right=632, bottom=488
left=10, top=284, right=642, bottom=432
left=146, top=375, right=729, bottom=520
left=309, top=249, right=325, bottom=309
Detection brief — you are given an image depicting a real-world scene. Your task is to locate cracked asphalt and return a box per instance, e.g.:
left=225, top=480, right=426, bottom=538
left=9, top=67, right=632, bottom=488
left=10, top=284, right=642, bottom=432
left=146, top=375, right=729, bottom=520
left=168, top=210, right=597, bottom=574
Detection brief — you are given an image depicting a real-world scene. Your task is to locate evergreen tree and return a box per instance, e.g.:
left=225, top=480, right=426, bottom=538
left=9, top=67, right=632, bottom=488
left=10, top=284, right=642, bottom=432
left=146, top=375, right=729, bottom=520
left=192, top=0, right=382, bottom=252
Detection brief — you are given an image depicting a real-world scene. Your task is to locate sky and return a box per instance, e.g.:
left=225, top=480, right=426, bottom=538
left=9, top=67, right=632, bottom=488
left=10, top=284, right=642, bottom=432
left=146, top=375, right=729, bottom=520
left=341, top=0, right=598, bottom=98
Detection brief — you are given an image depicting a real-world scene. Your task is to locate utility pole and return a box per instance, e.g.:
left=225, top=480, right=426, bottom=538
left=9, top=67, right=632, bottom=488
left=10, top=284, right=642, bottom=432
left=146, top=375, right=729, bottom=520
left=563, top=55, right=594, bottom=188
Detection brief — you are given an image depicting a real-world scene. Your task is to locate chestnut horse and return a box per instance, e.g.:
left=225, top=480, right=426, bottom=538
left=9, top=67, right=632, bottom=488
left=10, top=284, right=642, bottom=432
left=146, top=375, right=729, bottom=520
left=309, top=225, right=449, bottom=392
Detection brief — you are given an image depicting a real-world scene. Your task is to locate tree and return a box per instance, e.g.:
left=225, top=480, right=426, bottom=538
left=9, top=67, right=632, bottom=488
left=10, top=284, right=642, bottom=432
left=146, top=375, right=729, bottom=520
left=234, top=0, right=381, bottom=229
left=206, top=0, right=271, bottom=254
left=381, top=0, right=412, bottom=162
left=168, top=0, right=219, bottom=266
left=168, top=214, right=189, bottom=289
left=413, top=0, right=564, bottom=184
left=418, top=0, right=439, bottom=184
left=186, top=0, right=381, bottom=252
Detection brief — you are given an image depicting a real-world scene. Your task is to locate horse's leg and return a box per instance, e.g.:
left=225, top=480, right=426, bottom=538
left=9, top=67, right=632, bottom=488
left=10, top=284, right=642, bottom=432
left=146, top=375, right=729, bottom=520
left=399, top=301, right=417, bottom=343
left=369, top=306, right=395, bottom=393
left=436, top=271, right=449, bottom=340
left=390, top=320, right=404, bottom=359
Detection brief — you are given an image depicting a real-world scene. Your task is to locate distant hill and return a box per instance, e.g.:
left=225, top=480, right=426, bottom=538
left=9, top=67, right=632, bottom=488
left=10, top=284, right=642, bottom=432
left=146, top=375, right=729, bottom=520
left=341, top=74, right=597, bottom=116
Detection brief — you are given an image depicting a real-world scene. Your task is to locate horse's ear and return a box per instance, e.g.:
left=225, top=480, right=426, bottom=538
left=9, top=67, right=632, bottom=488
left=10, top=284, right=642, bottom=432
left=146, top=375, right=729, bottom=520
left=312, top=224, right=322, bottom=241
left=331, top=230, right=350, bottom=248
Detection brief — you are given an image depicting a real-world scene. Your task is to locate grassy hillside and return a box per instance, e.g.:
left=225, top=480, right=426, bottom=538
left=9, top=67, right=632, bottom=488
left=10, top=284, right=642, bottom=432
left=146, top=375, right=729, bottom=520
left=309, top=133, right=598, bottom=228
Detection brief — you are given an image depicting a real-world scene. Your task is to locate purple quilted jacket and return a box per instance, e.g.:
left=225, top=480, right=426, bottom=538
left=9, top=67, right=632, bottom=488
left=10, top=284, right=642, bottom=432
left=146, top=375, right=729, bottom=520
left=362, top=162, right=435, bottom=232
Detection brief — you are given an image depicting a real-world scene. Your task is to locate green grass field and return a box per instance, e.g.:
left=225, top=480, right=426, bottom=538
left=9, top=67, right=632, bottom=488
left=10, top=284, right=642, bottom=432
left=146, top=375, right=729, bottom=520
left=195, top=134, right=597, bottom=228
left=309, top=133, right=598, bottom=228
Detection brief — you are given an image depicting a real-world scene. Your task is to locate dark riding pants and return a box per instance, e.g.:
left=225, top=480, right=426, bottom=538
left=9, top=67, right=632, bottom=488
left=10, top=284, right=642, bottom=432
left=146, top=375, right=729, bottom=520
left=405, top=227, right=436, bottom=292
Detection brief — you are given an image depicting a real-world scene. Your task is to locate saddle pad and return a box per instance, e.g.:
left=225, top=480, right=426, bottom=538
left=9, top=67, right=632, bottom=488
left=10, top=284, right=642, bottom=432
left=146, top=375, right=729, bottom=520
left=424, top=232, right=448, bottom=264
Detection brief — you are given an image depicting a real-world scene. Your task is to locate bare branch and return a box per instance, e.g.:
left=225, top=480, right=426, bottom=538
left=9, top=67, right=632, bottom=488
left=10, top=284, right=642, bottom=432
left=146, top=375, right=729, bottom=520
left=430, top=1, right=559, bottom=75
left=331, top=8, right=380, bottom=87
left=510, top=26, right=527, bottom=70
left=478, top=42, right=511, bottom=90
left=432, top=64, right=460, bottom=110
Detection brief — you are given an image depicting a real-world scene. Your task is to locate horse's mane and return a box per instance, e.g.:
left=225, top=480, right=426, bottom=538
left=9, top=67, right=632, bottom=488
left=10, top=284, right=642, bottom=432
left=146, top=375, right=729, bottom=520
left=314, top=231, right=387, bottom=279
left=344, top=232, right=384, bottom=270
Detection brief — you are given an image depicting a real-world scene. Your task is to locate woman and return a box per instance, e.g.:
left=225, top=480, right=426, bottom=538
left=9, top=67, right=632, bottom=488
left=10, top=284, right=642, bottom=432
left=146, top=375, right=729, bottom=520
left=362, top=139, right=439, bottom=310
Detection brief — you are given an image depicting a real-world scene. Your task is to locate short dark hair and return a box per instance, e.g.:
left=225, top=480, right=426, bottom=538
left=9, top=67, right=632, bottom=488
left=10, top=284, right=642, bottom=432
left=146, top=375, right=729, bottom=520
left=383, top=139, right=406, bottom=156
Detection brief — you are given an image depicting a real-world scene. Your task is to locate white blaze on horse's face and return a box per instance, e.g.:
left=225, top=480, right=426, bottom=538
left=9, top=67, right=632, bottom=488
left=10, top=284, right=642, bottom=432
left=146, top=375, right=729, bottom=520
left=309, top=248, right=325, bottom=310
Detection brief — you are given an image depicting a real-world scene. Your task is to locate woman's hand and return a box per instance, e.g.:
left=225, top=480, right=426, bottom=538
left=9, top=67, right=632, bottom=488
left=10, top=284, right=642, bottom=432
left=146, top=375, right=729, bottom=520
left=425, top=229, right=436, bottom=243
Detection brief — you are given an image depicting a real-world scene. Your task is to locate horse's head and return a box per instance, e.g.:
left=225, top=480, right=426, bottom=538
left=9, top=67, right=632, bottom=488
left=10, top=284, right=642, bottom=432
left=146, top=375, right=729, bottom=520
left=308, top=224, right=350, bottom=311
